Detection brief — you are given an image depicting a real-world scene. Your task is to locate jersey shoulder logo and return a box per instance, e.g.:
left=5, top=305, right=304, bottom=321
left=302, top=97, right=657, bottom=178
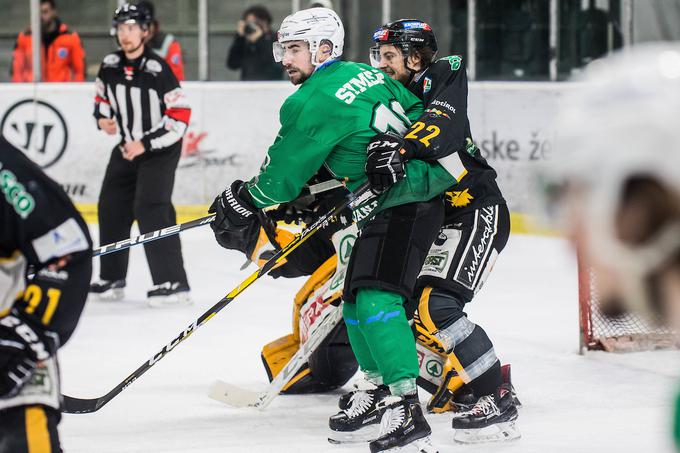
left=0, top=162, right=36, bottom=219
left=445, top=187, right=474, bottom=208
left=103, top=53, right=120, bottom=67
left=423, top=77, right=432, bottom=93
left=438, top=55, right=462, bottom=71
left=145, top=59, right=163, bottom=74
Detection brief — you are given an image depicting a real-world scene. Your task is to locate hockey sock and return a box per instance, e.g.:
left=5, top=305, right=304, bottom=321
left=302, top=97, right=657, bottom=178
left=355, top=287, right=419, bottom=390
left=343, top=300, right=380, bottom=377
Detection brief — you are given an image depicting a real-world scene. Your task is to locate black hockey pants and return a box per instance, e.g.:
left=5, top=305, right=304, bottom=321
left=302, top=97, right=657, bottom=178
left=97, top=142, right=188, bottom=286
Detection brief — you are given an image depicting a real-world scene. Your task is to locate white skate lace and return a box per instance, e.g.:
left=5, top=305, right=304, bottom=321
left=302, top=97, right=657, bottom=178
left=377, top=396, right=406, bottom=436
left=150, top=282, right=179, bottom=291
left=344, top=391, right=374, bottom=418
left=468, top=395, right=500, bottom=417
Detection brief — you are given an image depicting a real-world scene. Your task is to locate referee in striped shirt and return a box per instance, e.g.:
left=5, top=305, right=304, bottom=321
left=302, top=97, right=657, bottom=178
left=91, top=3, right=190, bottom=306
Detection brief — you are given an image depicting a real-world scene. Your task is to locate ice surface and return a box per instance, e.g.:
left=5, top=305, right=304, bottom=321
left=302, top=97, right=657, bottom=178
left=59, top=229, right=680, bottom=452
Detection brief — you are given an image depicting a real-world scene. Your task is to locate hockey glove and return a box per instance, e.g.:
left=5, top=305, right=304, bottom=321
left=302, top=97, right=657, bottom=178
left=209, top=180, right=258, bottom=232
left=0, top=309, right=56, bottom=399
left=365, top=132, right=407, bottom=195
left=209, top=180, right=264, bottom=255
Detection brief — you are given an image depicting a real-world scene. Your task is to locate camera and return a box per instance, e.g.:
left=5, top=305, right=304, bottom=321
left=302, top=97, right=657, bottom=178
left=244, top=22, right=258, bottom=35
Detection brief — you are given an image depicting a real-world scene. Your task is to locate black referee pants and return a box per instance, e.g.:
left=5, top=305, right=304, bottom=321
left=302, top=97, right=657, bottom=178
left=97, top=143, right=188, bottom=286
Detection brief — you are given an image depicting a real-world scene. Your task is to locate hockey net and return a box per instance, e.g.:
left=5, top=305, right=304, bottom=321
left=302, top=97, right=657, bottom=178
left=578, top=255, right=680, bottom=353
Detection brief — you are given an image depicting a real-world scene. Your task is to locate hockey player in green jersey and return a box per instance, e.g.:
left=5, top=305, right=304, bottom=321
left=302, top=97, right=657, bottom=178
left=209, top=7, right=456, bottom=452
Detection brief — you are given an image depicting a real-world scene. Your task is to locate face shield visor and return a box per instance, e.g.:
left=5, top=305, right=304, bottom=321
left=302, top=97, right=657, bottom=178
left=369, top=45, right=382, bottom=68
left=273, top=41, right=285, bottom=62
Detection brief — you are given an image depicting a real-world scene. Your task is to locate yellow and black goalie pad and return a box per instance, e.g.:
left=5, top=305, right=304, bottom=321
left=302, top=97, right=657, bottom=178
left=260, top=255, right=349, bottom=394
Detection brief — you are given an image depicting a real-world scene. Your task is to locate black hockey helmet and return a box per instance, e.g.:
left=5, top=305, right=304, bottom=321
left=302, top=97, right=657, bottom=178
left=111, top=3, right=152, bottom=35
left=370, top=19, right=438, bottom=68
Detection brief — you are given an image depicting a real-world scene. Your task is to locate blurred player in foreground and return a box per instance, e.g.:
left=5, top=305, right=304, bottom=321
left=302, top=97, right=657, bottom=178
left=0, top=137, right=92, bottom=452
left=544, top=43, right=680, bottom=447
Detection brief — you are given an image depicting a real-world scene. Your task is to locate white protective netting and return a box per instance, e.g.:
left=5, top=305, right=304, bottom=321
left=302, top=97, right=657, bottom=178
left=579, top=260, right=679, bottom=353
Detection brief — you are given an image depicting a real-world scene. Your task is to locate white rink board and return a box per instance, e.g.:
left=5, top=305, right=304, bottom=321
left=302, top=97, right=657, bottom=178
left=0, top=81, right=566, bottom=212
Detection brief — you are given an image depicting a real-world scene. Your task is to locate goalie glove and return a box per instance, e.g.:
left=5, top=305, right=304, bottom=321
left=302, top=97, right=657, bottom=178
left=0, top=309, right=57, bottom=399
left=365, top=132, right=408, bottom=195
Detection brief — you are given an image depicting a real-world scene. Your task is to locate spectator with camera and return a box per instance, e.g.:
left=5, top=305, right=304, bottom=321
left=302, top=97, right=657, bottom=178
left=226, top=5, right=282, bottom=81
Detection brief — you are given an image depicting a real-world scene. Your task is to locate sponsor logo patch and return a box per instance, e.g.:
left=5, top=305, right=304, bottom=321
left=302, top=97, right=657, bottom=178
left=0, top=163, right=35, bottom=219
left=445, top=188, right=474, bottom=207
left=144, top=59, right=163, bottom=74
left=402, top=21, right=431, bottom=31
left=373, top=28, right=389, bottom=41
left=438, top=55, right=462, bottom=71
left=423, top=76, right=432, bottom=93
left=103, top=53, right=120, bottom=67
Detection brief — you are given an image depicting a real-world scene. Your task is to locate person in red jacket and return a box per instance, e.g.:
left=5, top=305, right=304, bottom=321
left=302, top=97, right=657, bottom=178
left=11, top=0, right=85, bottom=82
left=137, top=1, right=185, bottom=81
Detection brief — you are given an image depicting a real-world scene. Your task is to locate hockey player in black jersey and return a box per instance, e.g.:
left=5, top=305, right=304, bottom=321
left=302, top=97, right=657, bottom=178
left=91, top=3, right=191, bottom=306
left=329, top=20, right=519, bottom=446
left=0, top=137, right=93, bottom=453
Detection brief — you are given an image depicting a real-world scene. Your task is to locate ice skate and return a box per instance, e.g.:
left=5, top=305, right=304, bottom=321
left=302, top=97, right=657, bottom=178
left=338, top=380, right=388, bottom=410
left=89, top=279, right=126, bottom=301
left=328, top=385, right=390, bottom=443
left=368, top=395, right=437, bottom=453
left=147, top=281, right=192, bottom=307
left=451, top=384, right=520, bottom=444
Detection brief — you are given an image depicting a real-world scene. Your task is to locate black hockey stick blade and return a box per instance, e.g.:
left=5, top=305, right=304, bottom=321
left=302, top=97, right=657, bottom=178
left=62, top=182, right=372, bottom=414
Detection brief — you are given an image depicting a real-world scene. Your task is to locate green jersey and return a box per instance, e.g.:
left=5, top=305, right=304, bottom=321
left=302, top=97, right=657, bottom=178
left=245, top=60, right=461, bottom=217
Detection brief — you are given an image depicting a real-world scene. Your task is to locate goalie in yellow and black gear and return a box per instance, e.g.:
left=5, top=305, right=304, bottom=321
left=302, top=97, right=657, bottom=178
left=211, top=176, right=517, bottom=411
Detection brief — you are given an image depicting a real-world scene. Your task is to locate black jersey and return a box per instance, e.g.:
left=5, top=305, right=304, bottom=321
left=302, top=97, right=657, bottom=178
left=0, top=137, right=92, bottom=344
left=93, top=48, right=191, bottom=152
left=405, top=55, right=505, bottom=216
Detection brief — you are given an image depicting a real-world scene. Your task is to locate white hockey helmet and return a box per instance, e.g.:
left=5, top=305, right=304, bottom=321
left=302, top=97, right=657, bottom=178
left=549, top=43, right=680, bottom=314
left=273, top=7, right=344, bottom=66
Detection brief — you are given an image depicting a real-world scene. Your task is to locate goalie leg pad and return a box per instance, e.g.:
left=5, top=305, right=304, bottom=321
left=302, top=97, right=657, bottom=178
left=260, top=334, right=300, bottom=383
left=306, top=322, right=358, bottom=390
left=262, top=326, right=359, bottom=395
left=281, top=322, right=358, bottom=394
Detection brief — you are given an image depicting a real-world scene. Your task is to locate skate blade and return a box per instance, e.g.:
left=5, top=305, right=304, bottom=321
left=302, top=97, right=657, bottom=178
left=375, top=436, right=439, bottom=453
left=147, top=292, right=192, bottom=308
left=91, top=288, right=124, bottom=302
left=328, top=424, right=381, bottom=444
left=453, top=421, right=521, bottom=444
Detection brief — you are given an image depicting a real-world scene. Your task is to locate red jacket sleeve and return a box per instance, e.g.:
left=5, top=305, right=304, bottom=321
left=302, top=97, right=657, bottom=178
left=70, top=31, right=86, bottom=81
left=11, top=33, right=29, bottom=83
left=165, top=40, right=185, bottom=81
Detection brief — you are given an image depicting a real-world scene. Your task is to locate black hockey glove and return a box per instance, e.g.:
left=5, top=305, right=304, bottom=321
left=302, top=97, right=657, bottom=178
left=0, top=309, right=56, bottom=399
left=209, top=180, right=258, bottom=233
left=365, top=132, right=407, bottom=195
left=209, top=180, right=263, bottom=255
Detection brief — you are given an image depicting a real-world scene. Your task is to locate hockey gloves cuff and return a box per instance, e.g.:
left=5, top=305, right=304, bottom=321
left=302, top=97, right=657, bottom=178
left=365, top=132, right=408, bottom=195
left=209, top=180, right=264, bottom=256
left=0, top=309, right=57, bottom=399
left=209, top=180, right=258, bottom=232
